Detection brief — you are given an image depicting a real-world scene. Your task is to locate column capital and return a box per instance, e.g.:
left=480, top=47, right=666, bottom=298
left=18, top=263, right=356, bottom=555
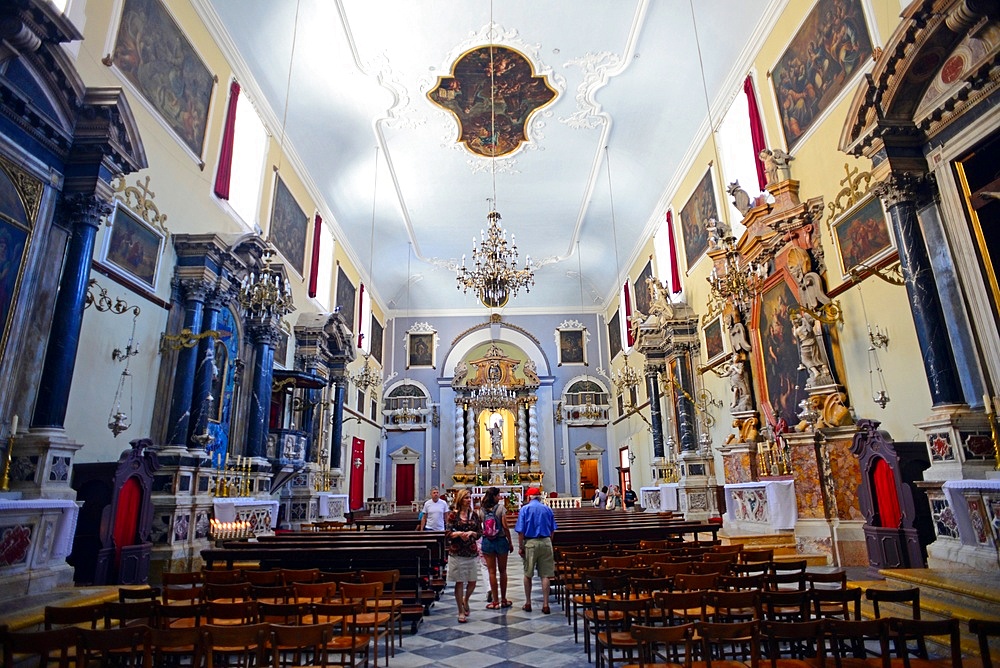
left=246, top=320, right=283, bottom=347
left=875, top=171, right=936, bottom=209
left=57, top=192, right=113, bottom=230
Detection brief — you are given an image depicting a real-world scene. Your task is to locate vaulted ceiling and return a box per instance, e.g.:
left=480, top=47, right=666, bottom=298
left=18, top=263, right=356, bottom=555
left=197, top=0, right=779, bottom=315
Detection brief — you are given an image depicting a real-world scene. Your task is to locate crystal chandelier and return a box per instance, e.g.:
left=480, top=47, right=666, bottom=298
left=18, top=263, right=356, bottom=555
left=351, top=353, right=382, bottom=393
left=456, top=210, right=534, bottom=308
left=609, top=354, right=642, bottom=401
left=706, top=236, right=769, bottom=313
left=239, top=247, right=294, bottom=318
left=469, top=378, right=518, bottom=412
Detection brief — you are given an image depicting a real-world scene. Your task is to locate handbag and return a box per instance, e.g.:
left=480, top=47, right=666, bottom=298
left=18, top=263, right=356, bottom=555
left=605, top=496, right=615, bottom=510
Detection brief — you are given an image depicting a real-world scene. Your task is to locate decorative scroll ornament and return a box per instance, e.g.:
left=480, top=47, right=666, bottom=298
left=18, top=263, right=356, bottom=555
left=849, top=261, right=905, bottom=286
left=111, top=174, right=169, bottom=234
left=825, top=163, right=874, bottom=233
left=86, top=278, right=140, bottom=316
left=159, top=329, right=230, bottom=354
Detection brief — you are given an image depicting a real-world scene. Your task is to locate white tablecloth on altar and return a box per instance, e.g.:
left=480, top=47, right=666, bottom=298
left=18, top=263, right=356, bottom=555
left=213, top=498, right=279, bottom=525
left=723, top=479, right=797, bottom=530
left=318, top=494, right=348, bottom=519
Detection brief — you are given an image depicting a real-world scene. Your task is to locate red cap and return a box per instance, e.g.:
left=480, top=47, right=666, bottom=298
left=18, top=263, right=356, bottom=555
left=525, top=487, right=541, bottom=498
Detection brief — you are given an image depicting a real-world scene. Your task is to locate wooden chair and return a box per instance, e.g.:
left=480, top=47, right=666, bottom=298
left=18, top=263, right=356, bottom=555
left=313, top=601, right=371, bottom=668
left=340, top=581, right=391, bottom=667
left=1, top=627, right=79, bottom=668
left=718, top=574, right=765, bottom=592
left=280, top=568, right=321, bottom=585
left=712, top=543, right=744, bottom=555
left=704, top=589, right=761, bottom=624
left=732, top=562, right=770, bottom=578
left=293, top=582, right=338, bottom=604
left=156, top=602, right=204, bottom=629
left=162, top=571, right=203, bottom=588
left=766, top=572, right=808, bottom=592
left=690, top=562, right=731, bottom=576
left=77, top=625, right=149, bottom=667
left=118, top=587, right=160, bottom=603
left=241, top=569, right=282, bottom=586
left=601, top=555, right=638, bottom=569
left=269, top=623, right=335, bottom=668
left=760, top=619, right=825, bottom=667
left=583, top=573, right=631, bottom=663
left=811, top=588, right=862, bottom=621
left=44, top=604, right=104, bottom=630
left=770, top=560, right=807, bottom=576
left=205, top=600, right=259, bottom=626
left=200, top=622, right=269, bottom=668
left=970, top=619, right=1000, bottom=668
left=143, top=626, right=205, bottom=667
left=202, top=582, right=252, bottom=603
left=673, top=572, right=719, bottom=592
left=201, top=569, right=243, bottom=585
left=866, top=587, right=927, bottom=660
left=740, top=548, right=774, bottom=564
left=102, top=601, right=158, bottom=629
left=259, top=601, right=311, bottom=625
left=691, top=620, right=761, bottom=668
left=250, top=585, right=294, bottom=604
left=887, top=618, right=962, bottom=667
left=652, top=590, right=706, bottom=627
left=628, top=623, right=695, bottom=668
left=360, top=569, right=403, bottom=653
left=822, top=618, right=891, bottom=667
left=161, top=584, right=203, bottom=606
left=595, top=597, right=652, bottom=668
left=760, top=589, right=812, bottom=623
left=806, top=571, right=847, bottom=591
left=318, top=570, right=356, bottom=585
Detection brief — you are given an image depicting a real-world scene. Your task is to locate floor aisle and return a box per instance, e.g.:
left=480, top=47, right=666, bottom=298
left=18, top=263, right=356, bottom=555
left=389, top=544, right=581, bottom=667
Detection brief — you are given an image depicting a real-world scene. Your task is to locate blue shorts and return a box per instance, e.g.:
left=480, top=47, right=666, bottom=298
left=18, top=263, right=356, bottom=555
left=480, top=534, right=510, bottom=555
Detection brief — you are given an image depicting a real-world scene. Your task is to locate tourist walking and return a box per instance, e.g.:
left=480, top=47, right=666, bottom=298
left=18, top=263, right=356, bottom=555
left=446, top=489, right=481, bottom=623
left=418, top=485, right=449, bottom=531
left=479, top=486, right=514, bottom=609
left=514, top=486, right=557, bottom=614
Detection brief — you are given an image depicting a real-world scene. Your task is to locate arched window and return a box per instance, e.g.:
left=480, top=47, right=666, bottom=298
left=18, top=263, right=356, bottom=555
left=560, top=379, right=611, bottom=424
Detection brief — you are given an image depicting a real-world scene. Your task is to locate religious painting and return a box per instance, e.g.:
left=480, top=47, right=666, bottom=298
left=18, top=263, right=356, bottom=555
left=771, top=0, right=873, bottom=151
left=335, top=266, right=356, bottom=333
left=428, top=45, right=557, bottom=157
left=558, top=328, right=586, bottom=366
left=754, top=276, right=803, bottom=426
left=269, top=176, right=307, bottom=277
left=273, top=330, right=289, bottom=369
left=679, top=169, right=718, bottom=271
left=100, top=202, right=164, bottom=292
left=370, top=315, right=384, bottom=365
left=831, top=196, right=895, bottom=279
left=0, top=216, right=30, bottom=367
left=209, top=338, right=228, bottom=423
left=608, top=310, right=623, bottom=361
left=633, top=261, right=654, bottom=317
left=110, top=0, right=215, bottom=159
left=407, top=333, right=434, bottom=369
left=703, top=315, right=727, bottom=367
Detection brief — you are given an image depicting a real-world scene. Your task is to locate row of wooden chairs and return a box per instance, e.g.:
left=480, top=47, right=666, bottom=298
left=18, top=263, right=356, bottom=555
left=2, top=618, right=371, bottom=668
left=596, top=616, right=972, bottom=668
left=164, top=567, right=334, bottom=587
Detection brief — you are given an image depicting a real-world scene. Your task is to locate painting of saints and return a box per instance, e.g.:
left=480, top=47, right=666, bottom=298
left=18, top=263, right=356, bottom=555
left=633, top=261, right=654, bottom=317
left=0, top=221, right=27, bottom=347
left=608, top=311, right=623, bottom=361
left=680, top=170, right=719, bottom=271
left=757, top=280, right=801, bottom=424
left=559, top=329, right=585, bottom=365
left=833, top=197, right=893, bottom=275
left=104, top=207, right=162, bottom=289
left=409, top=333, right=433, bottom=368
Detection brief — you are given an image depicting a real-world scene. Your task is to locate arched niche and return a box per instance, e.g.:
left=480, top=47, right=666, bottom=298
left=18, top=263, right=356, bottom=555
left=441, top=323, right=551, bottom=381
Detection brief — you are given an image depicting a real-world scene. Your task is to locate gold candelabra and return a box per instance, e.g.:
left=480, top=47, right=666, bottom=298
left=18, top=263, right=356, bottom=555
left=213, top=454, right=253, bottom=497
left=0, top=415, right=18, bottom=492
left=757, top=440, right=790, bottom=477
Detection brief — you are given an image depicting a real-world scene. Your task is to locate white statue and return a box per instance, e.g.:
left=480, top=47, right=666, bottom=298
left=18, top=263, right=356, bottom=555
left=793, top=313, right=833, bottom=387
left=643, top=277, right=674, bottom=329
left=726, top=312, right=752, bottom=355
left=759, top=148, right=794, bottom=186
left=488, top=415, right=504, bottom=460
left=726, top=358, right=752, bottom=412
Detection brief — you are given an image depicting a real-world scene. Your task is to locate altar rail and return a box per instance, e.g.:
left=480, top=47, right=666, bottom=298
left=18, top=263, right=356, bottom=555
left=542, top=496, right=582, bottom=509
left=365, top=500, right=397, bottom=516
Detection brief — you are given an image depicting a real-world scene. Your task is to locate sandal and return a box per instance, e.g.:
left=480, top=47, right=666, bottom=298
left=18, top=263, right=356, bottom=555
left=542, top=605, right=551, bottom=614
left=458, top=614, right=467, bottom=623
left=522, top=603, right=532, bottom=612
left=485, top=602, right=500, bottom=610
left=501, top=599, right=513, bottom=608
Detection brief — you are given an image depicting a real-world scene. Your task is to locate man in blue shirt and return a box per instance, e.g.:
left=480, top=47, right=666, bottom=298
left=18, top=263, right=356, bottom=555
left=514, top=487, right=557, bottom=613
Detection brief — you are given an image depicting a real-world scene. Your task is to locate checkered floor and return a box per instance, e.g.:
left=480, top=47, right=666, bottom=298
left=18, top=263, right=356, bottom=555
left=389, top=547, right=581, bottom=667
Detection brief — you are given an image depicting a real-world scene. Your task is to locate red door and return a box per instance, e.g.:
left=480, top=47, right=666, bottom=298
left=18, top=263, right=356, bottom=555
left=395, top=464, right=415, bottom=506
left=349, top=437, right=365, bottom=510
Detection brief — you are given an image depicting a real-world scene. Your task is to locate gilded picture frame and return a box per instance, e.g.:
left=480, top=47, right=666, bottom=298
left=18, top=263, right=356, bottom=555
left=679, top=169, right=718, bottom=272
left=370, top=315, right=384, bottom=365
left=633, top=260, right=654, bottom=317
left=100, top=202, right=165, bottom=293
left=407, top=332, right=435, bottom=369
left=702, top=314, right=727, bottom=367
left=831, top=195, right=896, bottom=279
left=269, top=176, right=308, bottom=277
left=335, top=266, right=356, bottom=333
left=557, top=326, right=587, bottom=366
left=608, top=310, right=623, bottom=361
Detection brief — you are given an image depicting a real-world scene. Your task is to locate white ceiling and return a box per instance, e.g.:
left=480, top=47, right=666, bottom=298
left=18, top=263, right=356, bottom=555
left=198, top=0, right=779, bottom=315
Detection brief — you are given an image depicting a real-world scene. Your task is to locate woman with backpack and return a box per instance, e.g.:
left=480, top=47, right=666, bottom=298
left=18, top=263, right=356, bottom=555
left=480, top=486, right=514, bottom=609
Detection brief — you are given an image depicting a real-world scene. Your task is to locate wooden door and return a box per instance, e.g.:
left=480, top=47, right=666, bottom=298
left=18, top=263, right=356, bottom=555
left=395, top=463, right=415, bottom=506
left=579, top=459, right=599, bottom=500
left=348, top=437, right=365, bottom=510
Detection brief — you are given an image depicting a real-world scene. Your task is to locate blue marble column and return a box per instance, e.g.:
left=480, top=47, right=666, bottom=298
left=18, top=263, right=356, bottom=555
left=164, top=281, right=208, bottom=446
left=33, top=195, right=113, bottom=429
left=674, top=352, right=698, bottom=452
left=645, top=361, right=666, bottom=459
left=245, top=323, right=278, bottom=459
left=188, top=295, right=222, bottom=449
left=876, top=173, right=962, bottom=406
left=329, top=373, right=348, bottom=470
left=299, top=356, right=322, bottom=463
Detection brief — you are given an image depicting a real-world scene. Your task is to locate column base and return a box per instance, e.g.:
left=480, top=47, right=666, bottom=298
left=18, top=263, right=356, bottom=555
left=7, top=428, right=84, bottom=500
left=915, top=404, right=995, bottom=480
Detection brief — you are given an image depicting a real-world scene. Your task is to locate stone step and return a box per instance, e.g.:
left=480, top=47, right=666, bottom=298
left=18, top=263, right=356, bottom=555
left=0, top=585, right=122, bottom=632
left=848, top=569, right=1000, bottom=660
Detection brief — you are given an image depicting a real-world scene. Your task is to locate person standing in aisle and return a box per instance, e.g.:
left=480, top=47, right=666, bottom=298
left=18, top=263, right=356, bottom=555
left=515, top=487, right=557, bottom=614
left=418, top=486, right=449, bottom=531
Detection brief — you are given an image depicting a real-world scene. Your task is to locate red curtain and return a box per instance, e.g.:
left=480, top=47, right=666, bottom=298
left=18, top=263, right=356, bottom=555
left=665, top=211, right=682, bottom=293
left=873, top=458, right=902, bottom=528
left=743, top=76, right=767, bottom=192
left=623, top=280, right=634, bottom=348
left=113, top=477, right=142, bottom=567
left=394, top=463, right=415, bottom=506
left=308, top=213, right=322, bottom=298
left=349, top=437, right=366, bottom=510
left=214, top=80, right=241, bottom=200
